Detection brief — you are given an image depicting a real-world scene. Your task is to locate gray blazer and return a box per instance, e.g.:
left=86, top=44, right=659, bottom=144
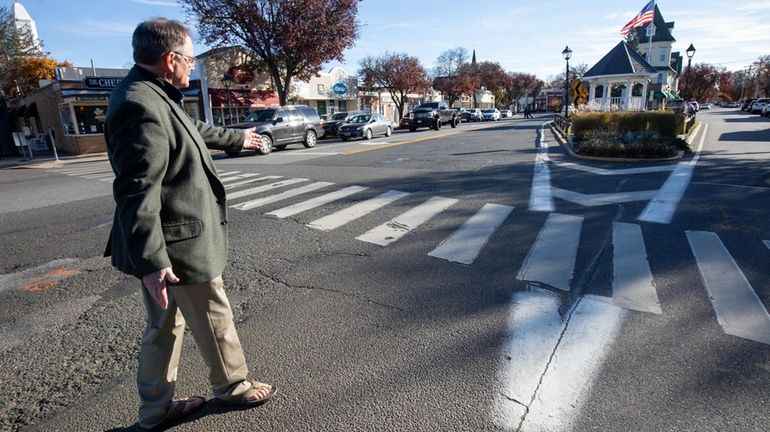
left=104, top=66, right=245, bottom=284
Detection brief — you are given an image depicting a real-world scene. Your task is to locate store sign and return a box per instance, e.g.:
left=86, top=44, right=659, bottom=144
left=84, top=77, right=122, bottom=89
left=332, top=82, right=347, bottom=95
left=227, top=66, right=255, bottom=85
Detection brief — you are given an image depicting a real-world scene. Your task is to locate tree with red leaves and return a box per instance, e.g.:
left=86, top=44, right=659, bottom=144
left=182, top=0, right=361, bottom=105
left=504, top=72, right=543, bottom=112
left=358, top=52, right=431, bottom=121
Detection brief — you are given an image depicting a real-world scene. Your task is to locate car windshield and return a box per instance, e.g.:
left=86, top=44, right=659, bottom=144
left=483, top=109, right=495, bottom=113
left=419, top=103, right=440, bottom=109
left=331, top=112, right=349, bottom=120
left=244, top=109, right=276, bottom=123
left=350, top=115, right=371, bottom=123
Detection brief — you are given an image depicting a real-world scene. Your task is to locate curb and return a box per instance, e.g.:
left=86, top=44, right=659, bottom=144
left=547, top=122, right=687, bottom=163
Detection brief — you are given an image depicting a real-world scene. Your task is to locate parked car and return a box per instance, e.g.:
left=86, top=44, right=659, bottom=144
left=322, top=110, right=365, bottom=138
left=741, top=98, right=755, bottom=111
left=700, top=103, right=712, bottom=110
left=338, top=113, right=393, bottom=140
left=499, top=109, right=513, bottom=118
left=750, top=98, right=769, bottom=114
left=399, top=112, right=412, bottom=129
left=482, top=108, right=501, bottom=121
left=463, top=108, right=483, bottom=122
left=762, top=104, right=770, bottom=117
left=226, top=105, right=323, bottom=156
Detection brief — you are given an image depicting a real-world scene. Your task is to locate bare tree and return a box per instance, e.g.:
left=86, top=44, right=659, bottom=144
left=182, top=0, right=361, bottom=105
left=433, top=47, right=468, bottom=77
left=358, top=52, right=431, bottom=120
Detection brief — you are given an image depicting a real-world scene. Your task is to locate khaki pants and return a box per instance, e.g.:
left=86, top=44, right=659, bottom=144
left=137, top=275, right=252, bottom=429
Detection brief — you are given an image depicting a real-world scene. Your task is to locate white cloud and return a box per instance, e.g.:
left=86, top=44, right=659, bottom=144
left=57, top=20, right=136, bottom=37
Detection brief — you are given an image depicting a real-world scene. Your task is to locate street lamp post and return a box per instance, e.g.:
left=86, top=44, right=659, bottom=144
left=221, top=74, right=233, bottom=126
left=562, top=46, right=572, bottom=120
left=684, top=43, right=696, bottom=101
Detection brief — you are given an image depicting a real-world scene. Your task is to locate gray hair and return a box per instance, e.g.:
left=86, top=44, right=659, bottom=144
left=132, top=18, right=190, bottom=65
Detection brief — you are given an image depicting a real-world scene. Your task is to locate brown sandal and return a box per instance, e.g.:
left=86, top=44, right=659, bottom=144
left=215, top=382, right=277, bottom=407
left=139, top=396, right=206, bottom=431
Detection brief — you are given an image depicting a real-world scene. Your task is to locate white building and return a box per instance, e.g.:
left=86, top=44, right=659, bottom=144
left=292, top=66, right=359, bottom=118
left=11, top=1, right=41, bottom=51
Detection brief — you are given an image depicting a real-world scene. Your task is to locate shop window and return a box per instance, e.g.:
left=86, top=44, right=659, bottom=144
left=59, top=103, right=76, bottom=135
left=74, top=105, right=107, bottom=134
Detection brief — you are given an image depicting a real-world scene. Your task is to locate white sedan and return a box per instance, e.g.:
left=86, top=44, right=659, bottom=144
left=482, top=109, right=501, bottom=121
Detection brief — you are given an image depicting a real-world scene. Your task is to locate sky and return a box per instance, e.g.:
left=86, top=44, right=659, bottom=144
left=9, top=0, right=770, bottom=81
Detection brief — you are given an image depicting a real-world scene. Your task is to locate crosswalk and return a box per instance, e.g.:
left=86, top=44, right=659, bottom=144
left=49, top=163, right=770, bottom=346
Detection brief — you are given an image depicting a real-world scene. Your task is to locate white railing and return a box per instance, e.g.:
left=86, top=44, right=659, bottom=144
left=587, top=97, right=646, bottom=112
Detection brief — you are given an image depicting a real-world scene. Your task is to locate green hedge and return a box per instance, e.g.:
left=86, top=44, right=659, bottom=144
left=572, top=111, right=682, bottom=140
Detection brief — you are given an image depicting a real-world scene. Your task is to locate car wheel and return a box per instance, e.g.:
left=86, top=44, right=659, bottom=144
left=341, top=136, right=349, bottom=141
left=365, top=128, right=372, bottom=140
left=385, top=126, right=392, bottom=137
left=257, top=134, right=272, bottom=155
left=451, top=117, right=457, bottom=128
left=409, top=126, right=417, bottom=132
left=225, top=150, right=240, bottom=157
left=275, top=144, right=287, bottom=150
left=435, top=118, right=442, bottom=130
left=303, top=130, right=317, bottom=148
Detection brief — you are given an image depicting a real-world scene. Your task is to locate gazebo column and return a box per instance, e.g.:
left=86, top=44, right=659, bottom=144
left=624, top=80, right=632, bottom=111
left=589, top=81, right=596, bottom=108
left=641, top=80, right=649, bottom=111
left=602, top=81, right=609, bottom=111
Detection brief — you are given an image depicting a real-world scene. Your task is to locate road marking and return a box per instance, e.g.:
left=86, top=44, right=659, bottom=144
left=517, top=213, right=583, bottom=291
left=224, top=175, right=283, bottom=190
left=231, top=181, right=334, bottom=210
left=342, top=131, right=463, bottom=155
left=551, top=187, right=658, bottom=206
left=529, top=123, right=554, bottom=212
left=266, top=186, right=369, bottom=219
left=58, top=164, right=110, bottom=174
left=306, top=190, right=409, bottom=231
left=552, top=160, right=676, bottom=175
left=217, top=170, right=241, bottom=178
left=356, top=196, right=459, bottom=246
left=62, top=167, right=112, bottom=175
left=686, top=230, right=770, bottom=345
left=638, top=123, right=707, bottom=224
left=496, top=291, right=626, bottom=431
left=220, top=173, right=260, bottom=183
left=227, top=178, right=306, bottom=200
left=612, top=222, right=662, bottom=314
left=428, top=203, right=513, bottom=265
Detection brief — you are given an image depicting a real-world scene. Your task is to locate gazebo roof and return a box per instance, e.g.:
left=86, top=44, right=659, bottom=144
left=583, top=41, right=658, bottom=79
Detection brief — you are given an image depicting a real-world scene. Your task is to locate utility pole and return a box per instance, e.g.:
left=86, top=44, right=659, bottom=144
left=740, top=65, right=752, bottom=100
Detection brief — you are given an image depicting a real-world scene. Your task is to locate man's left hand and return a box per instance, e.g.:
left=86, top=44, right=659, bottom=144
left=242, top=128, right=265, bottom=150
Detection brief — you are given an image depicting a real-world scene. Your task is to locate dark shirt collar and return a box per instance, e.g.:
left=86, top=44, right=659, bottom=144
left=134, top=64, right=184, bottom=104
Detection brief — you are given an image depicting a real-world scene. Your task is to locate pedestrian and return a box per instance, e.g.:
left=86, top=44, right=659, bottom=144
left=104, top=18, right=276, bottom=431
left=524, top=106, right=532, bottom=119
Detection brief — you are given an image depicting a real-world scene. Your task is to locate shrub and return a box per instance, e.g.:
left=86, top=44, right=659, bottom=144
left=572, top=111, right=682, bottom=141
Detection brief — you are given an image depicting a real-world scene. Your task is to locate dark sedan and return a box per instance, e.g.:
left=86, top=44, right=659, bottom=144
left=321, top=110, right=365, bottom=138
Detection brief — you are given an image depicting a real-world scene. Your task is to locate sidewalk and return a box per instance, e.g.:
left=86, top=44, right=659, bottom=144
left=0, top=151, right=109, bottom=169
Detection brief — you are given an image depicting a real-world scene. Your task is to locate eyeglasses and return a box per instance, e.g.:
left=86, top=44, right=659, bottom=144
left=172, top=51, right=196, bottom=67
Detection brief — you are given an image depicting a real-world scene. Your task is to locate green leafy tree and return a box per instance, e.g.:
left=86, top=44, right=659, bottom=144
left=182, top=0, right=361, bottom=105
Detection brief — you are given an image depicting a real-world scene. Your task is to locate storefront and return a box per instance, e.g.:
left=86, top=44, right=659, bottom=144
left=293, top=67, right=359, bottom=119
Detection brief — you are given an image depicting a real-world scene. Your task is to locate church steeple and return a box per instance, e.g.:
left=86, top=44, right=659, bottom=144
left=471, top=49, right=477, bottom=66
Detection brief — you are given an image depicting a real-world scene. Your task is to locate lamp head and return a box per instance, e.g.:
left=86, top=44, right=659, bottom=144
left=686, top=43, right=696, bottom=59
left=562, top=46, right=572, bottom=61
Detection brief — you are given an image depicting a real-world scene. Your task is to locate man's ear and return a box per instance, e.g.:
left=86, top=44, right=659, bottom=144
left=160, top=51, right=176, bottom=73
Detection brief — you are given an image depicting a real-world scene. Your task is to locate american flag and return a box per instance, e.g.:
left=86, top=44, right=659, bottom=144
left=619, top=0, right=656, bottom=36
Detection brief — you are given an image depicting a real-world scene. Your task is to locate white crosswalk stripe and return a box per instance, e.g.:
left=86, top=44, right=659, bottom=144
left=81, top=172, right=115, bottom=179
left=217, top=170, right=241, bottom=178
left=227, top=177, right=306, bottom=200
left=231, top=182, right=334, bottom=210
left=224, top=175, right=283, bottom=190
left=517, top=213, right=583, bottom=291
left=428, top=203, right=513, bottom=265
left=266, top=186, right=369, bottom=219
left=307, top=190, right=410, bottom=232
left=686, top=231, right=770, bottom=345
left=221, top=173, right=260, bottom=183
left=356, top=196, right=459, bottom=246
left=612, top=222, right=662, bottom=314
left=62, top=167, right=112, bottom=176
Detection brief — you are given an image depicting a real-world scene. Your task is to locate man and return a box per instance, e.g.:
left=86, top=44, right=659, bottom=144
left=104, top=19, right=275, bottom=431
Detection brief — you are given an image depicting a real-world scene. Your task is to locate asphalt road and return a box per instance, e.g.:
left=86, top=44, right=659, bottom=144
left=0, top=111, right=768, bottom=431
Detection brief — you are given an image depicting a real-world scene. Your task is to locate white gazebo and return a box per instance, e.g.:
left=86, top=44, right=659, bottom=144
left=582, top=41, right=658, bottom=112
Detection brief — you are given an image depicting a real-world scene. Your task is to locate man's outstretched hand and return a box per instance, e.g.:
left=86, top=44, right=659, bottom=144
left=142, top=267, right=179, bottom=310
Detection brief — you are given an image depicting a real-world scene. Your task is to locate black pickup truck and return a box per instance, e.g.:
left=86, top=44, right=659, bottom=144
left=408, top=102, right=459, bottom=131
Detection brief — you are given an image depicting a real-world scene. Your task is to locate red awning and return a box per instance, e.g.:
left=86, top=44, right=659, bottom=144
left=209, top=88, right=279, bottom=108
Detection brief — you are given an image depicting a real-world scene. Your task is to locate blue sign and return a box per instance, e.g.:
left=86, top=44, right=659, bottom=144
left=332, top=82, right=347, bottom=95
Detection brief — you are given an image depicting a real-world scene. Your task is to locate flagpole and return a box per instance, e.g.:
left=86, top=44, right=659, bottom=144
left=646, top=0, right=656, bottom=62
